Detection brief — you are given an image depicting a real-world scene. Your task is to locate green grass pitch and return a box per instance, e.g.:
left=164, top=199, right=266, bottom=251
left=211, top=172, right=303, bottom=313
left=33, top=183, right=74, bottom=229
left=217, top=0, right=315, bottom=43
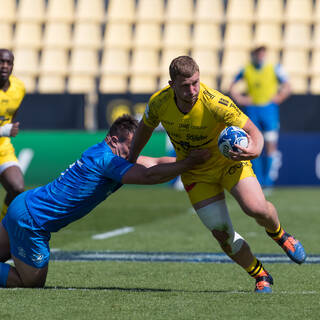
left=0, top=186, right=319, bottom=319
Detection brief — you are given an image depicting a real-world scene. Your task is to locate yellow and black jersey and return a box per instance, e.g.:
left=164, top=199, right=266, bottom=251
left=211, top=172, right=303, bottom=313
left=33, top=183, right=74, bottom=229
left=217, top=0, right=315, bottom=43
left=143, top=83, right=248, bottom=184
left=0, top=75, right=25, bottom=148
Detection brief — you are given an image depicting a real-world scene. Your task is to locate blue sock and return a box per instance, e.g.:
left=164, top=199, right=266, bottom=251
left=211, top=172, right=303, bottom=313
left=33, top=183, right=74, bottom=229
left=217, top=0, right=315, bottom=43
left=0, top=262, right=10, bottom=287
left=264, top=155, right=274, bottom=187
left=251, top=157, right=264, bottom=186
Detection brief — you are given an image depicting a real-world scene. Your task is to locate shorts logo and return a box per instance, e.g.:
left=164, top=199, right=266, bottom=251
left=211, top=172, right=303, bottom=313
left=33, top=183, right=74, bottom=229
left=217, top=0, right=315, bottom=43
left=227, top=162, right=249, bottom=175
left=32, top=254, right=44, bottom=265
left=17, top=247, right=26, bottom=258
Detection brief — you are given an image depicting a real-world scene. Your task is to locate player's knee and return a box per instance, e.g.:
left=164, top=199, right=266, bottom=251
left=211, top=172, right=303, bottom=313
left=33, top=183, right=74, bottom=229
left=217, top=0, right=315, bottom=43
left=21, top=271, right=46, bottom=288
left=211, top=229, right=244, bottom=255
left=9, top=183, right=24, bottom=197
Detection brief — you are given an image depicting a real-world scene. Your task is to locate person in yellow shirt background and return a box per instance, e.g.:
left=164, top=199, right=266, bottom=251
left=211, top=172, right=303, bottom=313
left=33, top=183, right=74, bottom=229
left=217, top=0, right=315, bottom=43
left=0, top=49, right=25, bottom=220
left=229, top=46, right=291, bottom=189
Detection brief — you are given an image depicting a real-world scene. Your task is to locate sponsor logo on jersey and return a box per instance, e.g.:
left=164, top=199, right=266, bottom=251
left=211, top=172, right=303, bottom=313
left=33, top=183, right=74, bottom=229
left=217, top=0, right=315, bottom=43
left=203, top=90, right=215, bottom=99
left=218, top=98, right=229, bottom=106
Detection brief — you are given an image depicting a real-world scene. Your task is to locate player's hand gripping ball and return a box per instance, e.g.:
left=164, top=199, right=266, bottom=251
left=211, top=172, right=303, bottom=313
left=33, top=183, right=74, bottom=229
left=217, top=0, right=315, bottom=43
left=218, top=126, right=248, bottom=159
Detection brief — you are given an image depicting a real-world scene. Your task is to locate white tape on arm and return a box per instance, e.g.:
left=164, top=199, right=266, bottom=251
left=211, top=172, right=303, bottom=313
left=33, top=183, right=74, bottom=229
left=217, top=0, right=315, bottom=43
left=0, top=124, right=13, bottom=137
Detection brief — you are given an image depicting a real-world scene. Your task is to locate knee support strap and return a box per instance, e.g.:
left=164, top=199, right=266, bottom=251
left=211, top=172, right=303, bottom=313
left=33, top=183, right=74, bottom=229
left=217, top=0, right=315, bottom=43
left=196, top=199, right=244, bottom=255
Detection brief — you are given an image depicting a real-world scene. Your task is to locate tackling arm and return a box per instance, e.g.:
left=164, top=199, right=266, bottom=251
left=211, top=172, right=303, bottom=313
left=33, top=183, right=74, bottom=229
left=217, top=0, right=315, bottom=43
left=128, top=120, right=154, bottom=163
left=122, top=149, right=210, bottom=185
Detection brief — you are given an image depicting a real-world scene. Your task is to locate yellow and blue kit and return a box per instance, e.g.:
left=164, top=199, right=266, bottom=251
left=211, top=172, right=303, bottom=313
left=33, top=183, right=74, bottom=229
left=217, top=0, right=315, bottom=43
left=0, top=75, right=25, bottom=166
left=143, top=83, right=255, bottom=204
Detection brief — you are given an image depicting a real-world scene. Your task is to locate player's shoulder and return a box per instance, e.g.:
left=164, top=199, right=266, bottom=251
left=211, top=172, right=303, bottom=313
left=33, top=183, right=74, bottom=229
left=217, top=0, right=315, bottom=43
left=200, top=82, right=230, bottom=105
left=9, top=75, right=26, bottom=94
left=148, top=85, right=172, bottom=107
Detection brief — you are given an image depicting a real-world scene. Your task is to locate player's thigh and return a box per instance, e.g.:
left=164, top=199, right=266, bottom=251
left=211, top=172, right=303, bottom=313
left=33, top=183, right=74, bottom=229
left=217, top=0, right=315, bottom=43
left=230, top=176, right=268, bottom=217
left=243, top=106, right=261, bottom=130
left=260, top=103, right=279, bottom=132
left=12, top=254, right=48, bottom=288
left=0, top=165, right=24, bottom=192
left=183, top=181, right=225, bottom=209
left=0, top=222, right=11, bottom=261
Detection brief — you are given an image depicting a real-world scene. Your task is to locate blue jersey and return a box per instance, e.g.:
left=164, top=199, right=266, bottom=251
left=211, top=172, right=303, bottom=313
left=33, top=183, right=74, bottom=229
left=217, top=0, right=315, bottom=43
left=25, top=140, right=133, bottom=232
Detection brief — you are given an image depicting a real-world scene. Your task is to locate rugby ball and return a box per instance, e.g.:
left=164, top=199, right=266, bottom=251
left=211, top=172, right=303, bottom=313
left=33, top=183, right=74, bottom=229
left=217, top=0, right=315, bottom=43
left=218, top=126, right=248, bottom=159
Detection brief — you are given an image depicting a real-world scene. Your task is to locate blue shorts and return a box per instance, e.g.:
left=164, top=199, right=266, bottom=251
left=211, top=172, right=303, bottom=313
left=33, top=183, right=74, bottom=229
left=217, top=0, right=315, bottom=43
left=2, top=191, right=51, bottom=268
left=244, top=102, right=279, bottom=132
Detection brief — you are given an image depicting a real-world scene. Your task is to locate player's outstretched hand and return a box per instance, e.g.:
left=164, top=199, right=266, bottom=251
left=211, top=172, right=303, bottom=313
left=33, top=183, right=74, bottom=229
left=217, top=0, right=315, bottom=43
left=10, top=122, right=20, bottom=137
left=229, top=134, right=258, bottom=161
left=186, top=149, right=211, bottom=165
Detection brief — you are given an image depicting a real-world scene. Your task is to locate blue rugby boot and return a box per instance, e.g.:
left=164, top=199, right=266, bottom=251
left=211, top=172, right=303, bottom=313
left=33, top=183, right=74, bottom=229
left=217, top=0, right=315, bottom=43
left=277, top=232, right=307, bottom=264
left=254, top=271, right=273, bottom=293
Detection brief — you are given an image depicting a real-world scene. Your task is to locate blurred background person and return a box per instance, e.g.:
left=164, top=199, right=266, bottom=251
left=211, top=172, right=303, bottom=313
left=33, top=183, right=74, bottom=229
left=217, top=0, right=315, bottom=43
left=0, top=49, right=25, bottom=220
left=229, top=46, right=291, bottom=189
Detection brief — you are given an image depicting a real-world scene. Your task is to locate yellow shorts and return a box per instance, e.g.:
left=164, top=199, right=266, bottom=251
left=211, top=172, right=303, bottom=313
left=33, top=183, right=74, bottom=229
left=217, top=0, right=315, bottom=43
left=0, top=142, right=19, bottom=173
left=183, top=160, right=255, bottom=205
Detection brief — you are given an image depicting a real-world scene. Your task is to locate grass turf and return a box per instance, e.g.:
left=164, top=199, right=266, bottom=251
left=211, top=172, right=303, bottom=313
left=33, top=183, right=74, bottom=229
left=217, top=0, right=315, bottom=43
left=0, top=186, right=319, bottom=319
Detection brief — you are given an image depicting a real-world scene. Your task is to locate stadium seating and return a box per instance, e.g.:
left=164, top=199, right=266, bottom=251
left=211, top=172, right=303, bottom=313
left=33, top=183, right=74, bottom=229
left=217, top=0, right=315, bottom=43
left=16, top=0, right=45, bottom=23
left=135, top=0, right=164, bottom=23
left=0, top=0, right=16, bottom=23
left=46, top=0, right=75, bottom=23
left=2, top=0, right=318, bottom=94
left=43, top=22, right=72, bottom=49
left=225, top=0, right=255, bottom=23
left=255, top=0, right=283, bottom=23
left=194, top=0, right=224, bottom=24
left=165, top=0, right=194, bottom=23
left=13, top=22, right=42, bottom=49
left=0, top=23, right=13, bottom=49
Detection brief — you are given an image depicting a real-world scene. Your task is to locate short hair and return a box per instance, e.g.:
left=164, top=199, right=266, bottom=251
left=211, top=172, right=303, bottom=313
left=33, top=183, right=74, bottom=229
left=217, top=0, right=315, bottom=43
left=0, top=49, right=14, bottom=61
left=251, top=46, right=267, bottom=55
left=108, top=114, right=138, bottom=142
left=169, top=56, right=199, bottom=81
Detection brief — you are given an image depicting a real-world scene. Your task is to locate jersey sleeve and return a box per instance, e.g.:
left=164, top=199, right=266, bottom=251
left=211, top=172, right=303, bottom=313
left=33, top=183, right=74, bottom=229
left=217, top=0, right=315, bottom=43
left=142, top=99, right=160, bottom=128
left=102, top=154, right=134, bottom=182
left=233, top=68, right=245, bottom=82
left=210, top=93, right=248, bottom=128
left=275, top=64, right=289, bottom=83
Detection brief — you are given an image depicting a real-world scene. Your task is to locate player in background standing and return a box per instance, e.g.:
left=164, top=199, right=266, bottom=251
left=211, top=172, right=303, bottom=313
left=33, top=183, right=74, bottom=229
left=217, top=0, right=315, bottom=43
left=229, top=46, right=291, bottom=189
left=0, top=115, right=210, bottom=288
left=129, top=56, right=306, bottom=293
left=0, top=49, right=25, bottom=221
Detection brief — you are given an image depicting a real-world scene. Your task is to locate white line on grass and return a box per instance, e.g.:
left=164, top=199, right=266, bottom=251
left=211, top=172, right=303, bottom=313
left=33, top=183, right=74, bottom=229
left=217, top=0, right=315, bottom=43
left=92, top=227, right=134, bottom=240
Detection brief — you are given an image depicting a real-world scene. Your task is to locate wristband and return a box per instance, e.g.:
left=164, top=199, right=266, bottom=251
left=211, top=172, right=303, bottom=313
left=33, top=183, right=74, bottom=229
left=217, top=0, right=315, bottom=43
left=0, top=124, right=13, bottom=137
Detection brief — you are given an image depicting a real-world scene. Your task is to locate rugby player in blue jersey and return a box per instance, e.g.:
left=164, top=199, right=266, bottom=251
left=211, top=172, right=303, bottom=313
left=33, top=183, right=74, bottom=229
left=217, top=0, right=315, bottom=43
left=0, top=114, right=210, bottom=288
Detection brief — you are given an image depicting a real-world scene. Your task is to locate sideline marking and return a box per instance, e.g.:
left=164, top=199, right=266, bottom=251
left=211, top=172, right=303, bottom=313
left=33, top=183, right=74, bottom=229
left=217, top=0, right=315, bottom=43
left=92, top=227, right=134, bottom=240
left=51, top=251, right=320, bottom=264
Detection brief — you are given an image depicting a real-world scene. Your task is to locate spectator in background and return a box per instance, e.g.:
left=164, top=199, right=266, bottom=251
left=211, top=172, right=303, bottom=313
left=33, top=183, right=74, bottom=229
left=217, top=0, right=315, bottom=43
left=229, top=46, right=291, bottom=189
left=0, top=49, right=25, bottom=220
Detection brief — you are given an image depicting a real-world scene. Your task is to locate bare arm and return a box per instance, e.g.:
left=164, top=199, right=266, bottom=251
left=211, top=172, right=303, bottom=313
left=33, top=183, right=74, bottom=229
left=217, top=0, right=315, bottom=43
left=229, top=81, right=252, bottom=107
left=128, top=120, right=155, bottom=163
left=137, top=155, right=176, bottom=168
left=122, top=149, right=211, bottom=185
left=272, top=81, right=291, bottom=105
left=229, top=118, right=264, bottom=161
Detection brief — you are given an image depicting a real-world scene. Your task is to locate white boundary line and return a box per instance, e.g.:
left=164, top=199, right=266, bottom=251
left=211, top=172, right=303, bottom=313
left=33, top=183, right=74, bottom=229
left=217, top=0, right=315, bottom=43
left=92, top=227, right=134, bottom=240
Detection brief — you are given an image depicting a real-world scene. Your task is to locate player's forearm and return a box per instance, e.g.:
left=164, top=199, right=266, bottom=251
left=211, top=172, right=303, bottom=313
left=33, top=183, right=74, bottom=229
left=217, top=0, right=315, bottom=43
left=273, top=82, right=291, bottom=105
left=143, top=158, right=194, bottom=184
left=128, top=120, right=153, bottom=163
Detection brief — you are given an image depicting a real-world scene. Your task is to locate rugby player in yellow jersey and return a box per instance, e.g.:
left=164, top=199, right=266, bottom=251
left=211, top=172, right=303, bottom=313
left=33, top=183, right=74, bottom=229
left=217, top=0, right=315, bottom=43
left=129, top=56, right=306, bottom=293
left=229, top=46, right=291, bottom=189
left=0, top=49, right=25, bottom=221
